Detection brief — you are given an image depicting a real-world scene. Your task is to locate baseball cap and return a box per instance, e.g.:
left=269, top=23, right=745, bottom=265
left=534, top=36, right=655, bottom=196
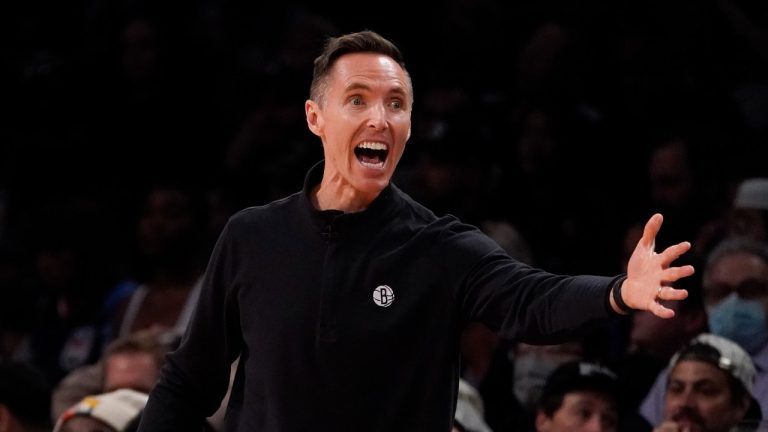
left=538, top=361, right=619, bottom=405
left=669, top=333, right=756, bottom=395
left=53, top=389, right=148, bottom=432
left=734, top=178, right=768, bottom=210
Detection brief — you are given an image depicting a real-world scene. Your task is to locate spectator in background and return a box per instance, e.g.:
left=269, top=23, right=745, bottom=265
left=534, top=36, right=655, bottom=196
left=730, top=178, right=768, bottom=243
left=652, top=333, right=761, bottom=432
left=113, top=184, right=210, bottom=339
left=614, top=262, right=707, bottom=410
left=641, top=238, right=768, bottom=424
left=53, top=389, right=148, bottom=432
left=0, top=361, right=51, bottom=432
left=51, top=328, right=176, bottom=420
left=624, top=138, right=713, bottom=265
left=481, top=333, right=600, bottom=432
left=221, top=13, right=333, bottom=207
left=534, top=361, right=619, bottom=432
left=696, top=177, right=768, bottom=258
left=24, top=195, right=125, bottom=386
left=513, top=341, right=587, bottom=411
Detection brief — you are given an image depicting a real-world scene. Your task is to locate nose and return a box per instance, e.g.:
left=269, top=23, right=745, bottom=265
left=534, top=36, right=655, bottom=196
left=367, top=103, right=388, bottom=131
left=666, top=389, right=695, bottom=417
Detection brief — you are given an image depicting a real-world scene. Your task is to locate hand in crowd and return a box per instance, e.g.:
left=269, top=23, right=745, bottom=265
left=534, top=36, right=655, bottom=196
left=653, top=420, right=697, bottom=432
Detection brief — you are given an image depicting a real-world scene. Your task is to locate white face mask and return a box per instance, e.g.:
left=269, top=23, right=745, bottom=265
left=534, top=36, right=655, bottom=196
left=512, top=352, right=565, bottom=409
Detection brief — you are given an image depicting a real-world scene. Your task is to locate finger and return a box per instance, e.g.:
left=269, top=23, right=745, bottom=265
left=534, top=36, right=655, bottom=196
left=660, top=241, right=692, bottom=263
left=650, top=298, right=676, bottom=319
left=662, top=265, right=696, bottom=283
left=640, top=213, right=663, bottom=249
left=657, top=285, right=689, bottom=301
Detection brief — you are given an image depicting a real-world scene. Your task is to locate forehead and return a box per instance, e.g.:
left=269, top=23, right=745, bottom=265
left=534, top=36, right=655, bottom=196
left=106, top=350, right=156, bottom=366
left=670, top=360, right=730, bottom=385
left=559, top=391, right=617, bottom=414
left=706, top=252, right=768, bottom=285
left=328, top=52, right=409, bottom=95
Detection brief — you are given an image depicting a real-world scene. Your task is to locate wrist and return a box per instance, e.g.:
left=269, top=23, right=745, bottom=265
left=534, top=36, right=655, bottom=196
left=611, top=275, right=632, bottom=314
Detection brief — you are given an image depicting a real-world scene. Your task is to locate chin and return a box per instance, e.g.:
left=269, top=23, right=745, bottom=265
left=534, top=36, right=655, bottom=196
left=355, top=178, right=389, bottom=196
left=352, top=165, right=392, bottom=191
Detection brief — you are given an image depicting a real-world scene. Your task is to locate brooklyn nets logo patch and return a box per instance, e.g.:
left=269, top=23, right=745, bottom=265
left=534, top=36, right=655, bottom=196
left=372, top=285, right=395, bottom=307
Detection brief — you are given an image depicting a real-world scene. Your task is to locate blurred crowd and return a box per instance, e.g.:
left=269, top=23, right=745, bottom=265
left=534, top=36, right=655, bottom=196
left=2, top=0, right=768, bottom=430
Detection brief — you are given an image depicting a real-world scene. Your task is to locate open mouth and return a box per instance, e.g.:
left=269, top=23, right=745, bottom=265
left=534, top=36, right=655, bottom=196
left=354, top=141, right=389, bottom=168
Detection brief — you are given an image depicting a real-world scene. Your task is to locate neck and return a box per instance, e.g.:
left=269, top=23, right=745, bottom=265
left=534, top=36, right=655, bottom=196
left=312, top=173, right=381, bottom=213
left=312, top=184, right=376, bottom=213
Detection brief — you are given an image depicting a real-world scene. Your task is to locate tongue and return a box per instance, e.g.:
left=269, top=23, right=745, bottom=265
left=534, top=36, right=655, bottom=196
left=359, top=154, right=382, bottom=165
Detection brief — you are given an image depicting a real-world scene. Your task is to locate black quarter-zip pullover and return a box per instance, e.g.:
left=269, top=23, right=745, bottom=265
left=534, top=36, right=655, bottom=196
left=140, top=161, right=621, bottom=431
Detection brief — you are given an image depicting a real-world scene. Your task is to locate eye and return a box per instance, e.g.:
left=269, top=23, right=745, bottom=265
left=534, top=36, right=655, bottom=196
left=350, top=96, right=363, bottom=106
left=576, top=408, right=595, bottom=423
left=737, top=279, right=768, bottom=299
left=704, top=284, right=730, bottom=303
left=667, top=382, right=684, bottom=395
left=697, top=382, right=723, bottom=397
left=390, top=99, right=402, bottom=109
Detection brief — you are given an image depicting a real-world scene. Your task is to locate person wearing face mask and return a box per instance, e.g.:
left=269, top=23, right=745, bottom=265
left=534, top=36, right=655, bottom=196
left=479, top=339, right=589, bottom=432
left=704, top=240, right=768, bottom=354
left=512, top=342, right=586, bottom=410
left=640, top=238, right=768, bottom=426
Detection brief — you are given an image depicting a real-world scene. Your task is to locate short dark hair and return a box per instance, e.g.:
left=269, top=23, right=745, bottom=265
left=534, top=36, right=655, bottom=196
left=309, top=30, right=412, bottom=106
left=705, top=237, right=768, bottom=277
left=537, top=361, right=618, bottom=417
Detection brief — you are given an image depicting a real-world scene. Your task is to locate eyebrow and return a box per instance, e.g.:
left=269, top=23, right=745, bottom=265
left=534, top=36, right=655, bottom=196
left=344, top=82, right=409, bottom=98
left=669, top=377, right=720, bottom=387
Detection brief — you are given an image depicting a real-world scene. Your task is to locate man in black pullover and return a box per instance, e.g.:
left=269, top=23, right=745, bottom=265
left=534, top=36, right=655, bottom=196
left=139, top=30, right=694, bottom=431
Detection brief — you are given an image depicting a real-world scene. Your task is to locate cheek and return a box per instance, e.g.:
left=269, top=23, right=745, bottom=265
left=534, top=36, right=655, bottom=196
left=551, top=409, right=582, bottom=428
left=696, top=398, right=727, bottom=420
left=396, top=118, right=411, bottom=139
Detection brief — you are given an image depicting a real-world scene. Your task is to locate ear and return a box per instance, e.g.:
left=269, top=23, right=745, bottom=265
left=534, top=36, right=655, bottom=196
left=305, top=100, right=323, bottom=137
left=736, top=394, right=752, bottom=420
left=535, top=409, right=551, bottom=432
left=0, top=405, right=12, bottom=431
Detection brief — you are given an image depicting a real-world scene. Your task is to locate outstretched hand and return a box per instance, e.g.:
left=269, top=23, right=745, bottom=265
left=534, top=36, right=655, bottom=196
left=613, top=213, right=695, bottom=318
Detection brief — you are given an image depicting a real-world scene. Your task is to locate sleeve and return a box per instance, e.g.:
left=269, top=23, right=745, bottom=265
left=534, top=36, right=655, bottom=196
left=442, top=221, right=621, bottom=344
left=138, top=220, right=242, bottom=431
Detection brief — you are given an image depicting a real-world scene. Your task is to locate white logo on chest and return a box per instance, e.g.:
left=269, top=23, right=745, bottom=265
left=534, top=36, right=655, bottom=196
left=372, top=285, right=395, bottom=307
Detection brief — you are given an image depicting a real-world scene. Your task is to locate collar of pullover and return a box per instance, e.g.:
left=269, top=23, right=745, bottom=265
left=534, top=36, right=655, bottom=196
left=300, top=160, right=398, bottom=236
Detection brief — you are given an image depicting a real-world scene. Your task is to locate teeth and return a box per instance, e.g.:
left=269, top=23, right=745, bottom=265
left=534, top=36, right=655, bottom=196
left=356, top=141, right=388, bottom=150
left=360, top=160, right=385, bottom=168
